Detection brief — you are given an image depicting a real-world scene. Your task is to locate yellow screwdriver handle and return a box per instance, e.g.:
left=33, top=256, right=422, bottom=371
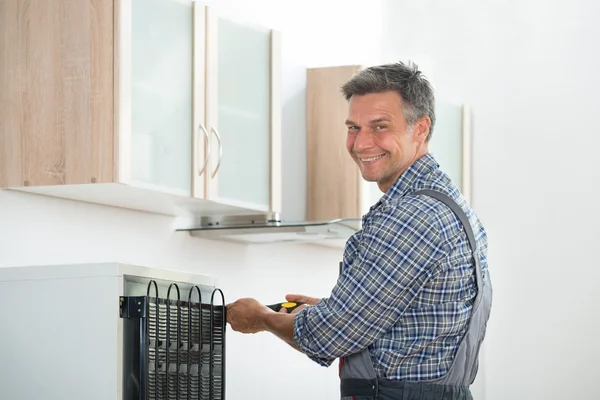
left=266, top=301, right=305, bottom=312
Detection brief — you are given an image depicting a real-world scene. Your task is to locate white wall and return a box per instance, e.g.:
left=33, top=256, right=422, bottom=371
left=382, top=1, right=600, bottom=399
left=0, top=1, right=382, bottom=399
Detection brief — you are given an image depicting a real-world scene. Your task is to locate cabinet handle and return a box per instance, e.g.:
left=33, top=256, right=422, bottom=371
left=211, top=126, right=223, bottom=178
left=197, top=124, right=211, bottom=176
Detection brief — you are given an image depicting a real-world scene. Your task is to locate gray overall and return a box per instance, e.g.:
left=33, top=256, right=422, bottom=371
left=340, top=190, right=493, bottom=400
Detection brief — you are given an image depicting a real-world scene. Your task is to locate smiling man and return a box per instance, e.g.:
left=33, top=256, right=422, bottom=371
left=226, top=62, right=492, bottom=400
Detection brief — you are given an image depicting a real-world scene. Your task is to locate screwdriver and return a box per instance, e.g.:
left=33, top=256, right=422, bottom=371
left=266, top=301, right=305, bottom=313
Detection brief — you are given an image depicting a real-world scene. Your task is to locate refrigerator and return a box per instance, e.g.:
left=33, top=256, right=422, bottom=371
left=0, top=262, right=226, bottom=400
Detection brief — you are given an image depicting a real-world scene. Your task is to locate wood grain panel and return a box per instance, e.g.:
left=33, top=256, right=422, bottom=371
left=0, top=0, right=114, bottom=188
left=62, top=0, right=92, bottom=185
left=22, top=0, right=67, bottom=186
left=306, top=65, right=362, bottom=220
left=0, top=0, right=23, bottom=187
left=90, top=0, right=114, bottom=183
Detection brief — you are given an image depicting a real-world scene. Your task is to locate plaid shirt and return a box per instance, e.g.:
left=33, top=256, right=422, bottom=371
left=293, top=153, right=489, bottom=380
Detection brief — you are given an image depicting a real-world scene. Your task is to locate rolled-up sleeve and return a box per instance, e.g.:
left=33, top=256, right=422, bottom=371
left=292, top=202, right=447, bottom=366
left=293, top=305, right=336, bottom=366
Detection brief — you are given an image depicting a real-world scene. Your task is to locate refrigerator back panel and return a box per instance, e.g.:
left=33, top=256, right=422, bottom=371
left=121, top=280, right=226, bottom=400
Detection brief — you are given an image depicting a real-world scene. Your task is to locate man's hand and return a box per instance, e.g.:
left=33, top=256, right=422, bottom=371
left=278, top=294, right=321, bottom=314
left=226, top=298, right=270, bottom=334
left=227, top=295, right=317, bottom=351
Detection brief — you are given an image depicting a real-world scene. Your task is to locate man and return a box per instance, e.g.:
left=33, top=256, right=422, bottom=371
left=226, top=62, right=492, bottom=400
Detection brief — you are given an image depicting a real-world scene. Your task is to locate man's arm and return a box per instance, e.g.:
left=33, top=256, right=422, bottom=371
left=263, top=311, right=299, bottom=350
left=227, top=204, right=445, bottom=362
left=293, top=204, right=446, bottom=360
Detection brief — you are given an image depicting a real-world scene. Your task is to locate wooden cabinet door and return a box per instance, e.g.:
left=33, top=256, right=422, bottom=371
left=0, top=0, right=114, bottom=188
left=306, top=65, right=367, bottom=221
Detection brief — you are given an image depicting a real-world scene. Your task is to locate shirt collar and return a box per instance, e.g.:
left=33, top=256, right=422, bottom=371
left=376, top=153, right=439, bottom=207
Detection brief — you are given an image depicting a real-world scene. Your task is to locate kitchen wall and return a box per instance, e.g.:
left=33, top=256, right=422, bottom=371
left=381, top=0, right=600, bottom=399
left=0, top=1, right=383, bottom=399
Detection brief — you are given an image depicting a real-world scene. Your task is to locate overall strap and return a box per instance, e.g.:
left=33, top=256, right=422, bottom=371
left=413, top=190, right=477, bottom=253
left=413, top=190, right=482, bottom=296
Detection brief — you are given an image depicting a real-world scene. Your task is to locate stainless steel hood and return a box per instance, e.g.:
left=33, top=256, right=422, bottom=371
left=176, top=213, right=361, bottom=244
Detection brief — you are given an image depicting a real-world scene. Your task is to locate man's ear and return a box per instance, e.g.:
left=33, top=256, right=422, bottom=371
left=414, top=116, right=431, bottom=143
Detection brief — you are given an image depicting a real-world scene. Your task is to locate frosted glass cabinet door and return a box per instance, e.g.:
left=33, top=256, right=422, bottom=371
left=129, top=0, right=193, bottom=196
left=429, top=102, right=465, bottom=192
left=213, top=16, right=272, bottom=210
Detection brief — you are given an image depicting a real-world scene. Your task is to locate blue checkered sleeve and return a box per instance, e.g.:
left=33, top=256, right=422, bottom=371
left=293, top=201, right=448, bottom=365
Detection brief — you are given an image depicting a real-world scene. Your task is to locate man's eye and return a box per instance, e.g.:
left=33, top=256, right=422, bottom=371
left=376, top=125, right=387, bottom=130
left=348, top=126, right=359, bottom=132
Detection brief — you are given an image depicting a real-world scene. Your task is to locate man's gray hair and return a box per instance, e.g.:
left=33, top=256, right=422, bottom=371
left=341, top=62, right=436, bottom=142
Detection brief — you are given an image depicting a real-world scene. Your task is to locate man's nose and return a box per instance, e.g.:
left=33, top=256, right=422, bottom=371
left=353, top=130, right=375, bottom=151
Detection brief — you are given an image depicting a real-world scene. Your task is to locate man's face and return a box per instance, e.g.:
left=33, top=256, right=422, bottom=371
left=345, top=91, right=428, bottom=193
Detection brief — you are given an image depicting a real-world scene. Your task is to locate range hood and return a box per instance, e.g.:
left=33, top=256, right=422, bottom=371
left=176, top=213, right=361, bottom=245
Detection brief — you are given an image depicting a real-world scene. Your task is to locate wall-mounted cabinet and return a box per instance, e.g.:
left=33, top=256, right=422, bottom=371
left=0, top=0, right=281, bottom=217
left=306, top=65, right=471, bottom=221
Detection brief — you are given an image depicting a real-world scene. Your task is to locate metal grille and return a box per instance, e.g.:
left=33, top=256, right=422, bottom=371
left=121, top=281, right=226, bottom=400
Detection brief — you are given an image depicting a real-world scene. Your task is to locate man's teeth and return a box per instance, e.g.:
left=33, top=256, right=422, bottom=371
left=360, top=154, right=385, bottom=162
